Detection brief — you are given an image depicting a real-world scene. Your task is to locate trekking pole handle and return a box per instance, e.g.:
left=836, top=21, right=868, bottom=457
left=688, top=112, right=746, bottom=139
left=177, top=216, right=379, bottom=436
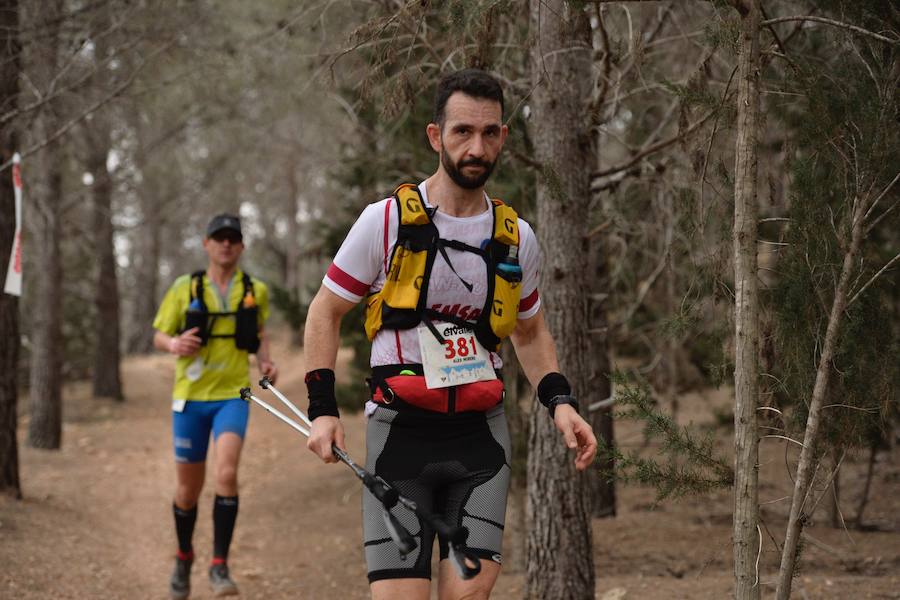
left=332, top=445, right=400, bottom=509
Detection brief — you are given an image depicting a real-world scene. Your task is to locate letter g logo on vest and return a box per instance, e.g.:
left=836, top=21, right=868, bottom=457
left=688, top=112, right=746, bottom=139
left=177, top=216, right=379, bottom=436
left=504, top=217, right=515, bottom=235
left=413, top=275, right=423, bottom=290
left=406, top=197, right=421, bottom=213
left=492, top=299, right=504, bottom=317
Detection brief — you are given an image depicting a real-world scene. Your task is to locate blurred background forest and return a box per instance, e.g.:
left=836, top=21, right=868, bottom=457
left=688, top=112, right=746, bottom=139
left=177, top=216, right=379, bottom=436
left=0, top=1, right=897, bottom=599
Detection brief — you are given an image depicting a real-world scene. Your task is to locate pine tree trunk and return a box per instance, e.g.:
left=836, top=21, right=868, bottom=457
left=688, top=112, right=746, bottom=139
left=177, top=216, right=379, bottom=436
left=128, top=177, right=161, bottom=353
left=89, top=139, right=123, bottom=400
left=25, top=0, right=65, bottom=449
left=285, top=159, right=303, bottom=347
left=526, top=2, right=596, bottom=598
left=88, top=10, right=123, bottom=400
left=828, top=450, right=841, bottom=528
left=0, top=0, right=21, bottom=498
left=588, top=254, right=615, bottom=517
left=27, top=155, right=63, bottom=448
left=774, top=181, right=872, bottom=600
left=589, top=404, right=615, bottom=517
left=853, top=445, right=877, bottom=529
left=126, top=107, right=161, bottom=355
left=731, top=1, right=762, bottom=598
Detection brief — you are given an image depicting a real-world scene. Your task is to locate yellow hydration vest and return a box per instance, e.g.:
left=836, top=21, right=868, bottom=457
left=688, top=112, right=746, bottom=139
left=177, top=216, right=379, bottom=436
left=364, top=183, right=523, bottom=351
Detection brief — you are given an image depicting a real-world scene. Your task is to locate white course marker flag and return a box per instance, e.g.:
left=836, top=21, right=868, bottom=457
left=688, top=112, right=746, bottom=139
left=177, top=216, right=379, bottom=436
left=4, top=153, right=23, bottom=296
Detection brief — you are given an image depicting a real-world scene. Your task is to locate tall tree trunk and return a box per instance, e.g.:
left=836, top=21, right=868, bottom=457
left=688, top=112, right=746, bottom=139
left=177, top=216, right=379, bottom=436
left=775, top=185, right=872, bottom=600
left=88, top=11, right=123, bottom=400
left=665, top=190, right=679, bottom=423
left=25, top=0, right=65, bottom=449
left=853, top=444, right=877, bottom=529
left=27, top=152, right=63, bottom=448
left=526, top=2, right=596, bottom=599
left=285, top=159, right=302, bottom=347
left=588, top=250, right=615, bottom=517
left=587, top=3, right=616, bottom=518
left=0, top=0, right=21, bottom=499
left=828, top=449, right=841, bottom=528
left=126, top=107, right=161, bottom=354
left=731, top=1, right=762, bottom=598
left=89, top=138, right=123, bottom=399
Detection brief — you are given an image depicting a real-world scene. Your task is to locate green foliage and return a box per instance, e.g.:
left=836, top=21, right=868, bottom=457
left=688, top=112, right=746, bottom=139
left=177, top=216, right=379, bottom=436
left=769, top=21, right=899, bottom=449
left=598, top=373, right=733, bottom=503
left=702, top=16, right=740, bottom=55
left=661, top=78, right=719, bottom=115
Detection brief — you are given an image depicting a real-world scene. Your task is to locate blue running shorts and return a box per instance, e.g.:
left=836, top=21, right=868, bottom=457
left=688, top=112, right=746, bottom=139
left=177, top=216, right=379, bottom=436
left=172, top=398, right=249, bottom=463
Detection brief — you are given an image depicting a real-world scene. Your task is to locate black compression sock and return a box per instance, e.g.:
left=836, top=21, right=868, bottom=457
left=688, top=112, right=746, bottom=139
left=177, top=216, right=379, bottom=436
left=173, top=503, right=197, bottom=556
left=212, top=495, right=239, bottom=561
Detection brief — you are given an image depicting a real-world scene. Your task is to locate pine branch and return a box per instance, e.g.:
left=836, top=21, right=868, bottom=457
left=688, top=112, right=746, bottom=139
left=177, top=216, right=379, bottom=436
left=761, top=16, right=900, bottom=45
left=0, top=39, right=176, bottom=173
left=599, top=376, right=734, bottom=503
left=847, top=251, right=900, bottom=308
left=590, top=109, right=715, bottom=184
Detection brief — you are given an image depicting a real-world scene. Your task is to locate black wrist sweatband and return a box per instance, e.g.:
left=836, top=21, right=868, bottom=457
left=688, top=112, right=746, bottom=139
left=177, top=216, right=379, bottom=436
left=305, top=369, right=340, bottom=421
left=537, top=372, right=571, bottom=409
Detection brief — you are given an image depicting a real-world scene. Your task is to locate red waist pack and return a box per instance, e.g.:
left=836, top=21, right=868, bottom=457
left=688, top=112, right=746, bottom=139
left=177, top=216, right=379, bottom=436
left=372, top=375, right=504, bottom=413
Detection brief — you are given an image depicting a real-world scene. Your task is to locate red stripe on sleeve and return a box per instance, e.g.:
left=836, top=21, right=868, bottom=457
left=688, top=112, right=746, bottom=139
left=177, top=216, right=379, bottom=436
left=326, top=264, right=370, bottom=297
left=519, top=289, right=539, bottom=312
left=382, top=200, right=391, bottom=274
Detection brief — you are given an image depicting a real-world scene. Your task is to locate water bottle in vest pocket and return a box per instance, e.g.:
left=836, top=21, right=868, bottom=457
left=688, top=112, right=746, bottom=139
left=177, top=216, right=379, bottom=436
left=490, top=266, right=521, bottom=340
left=184, top=298, right=209, bottom=345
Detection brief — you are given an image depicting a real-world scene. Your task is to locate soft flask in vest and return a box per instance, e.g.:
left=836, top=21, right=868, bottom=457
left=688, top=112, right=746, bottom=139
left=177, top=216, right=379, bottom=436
left=184, top=298, right=209, bottom=345
left=234, top=294, right=261, bottom=352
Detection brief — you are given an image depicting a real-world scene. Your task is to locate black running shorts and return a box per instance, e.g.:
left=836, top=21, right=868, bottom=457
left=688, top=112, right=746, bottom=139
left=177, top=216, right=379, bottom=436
left=363, top=402, right=511, bottom=582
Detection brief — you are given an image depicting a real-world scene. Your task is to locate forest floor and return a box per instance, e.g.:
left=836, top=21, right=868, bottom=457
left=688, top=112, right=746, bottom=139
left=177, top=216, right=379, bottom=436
left=1, top=329, right=898, bottom=599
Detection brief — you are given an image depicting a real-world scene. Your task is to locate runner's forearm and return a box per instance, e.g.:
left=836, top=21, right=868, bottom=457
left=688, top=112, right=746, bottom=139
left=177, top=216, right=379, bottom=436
left=154, top=330, right=176, bottom=354
left=510, top=308, right=561, bottom=388
left=303, top=287, right=356, bottom=371
left=255, top=327, right=273, bottom=363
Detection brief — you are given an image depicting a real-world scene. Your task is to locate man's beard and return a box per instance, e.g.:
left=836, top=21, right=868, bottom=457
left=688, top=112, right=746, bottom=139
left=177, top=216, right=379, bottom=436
left=441, top=144, right=496, bottom=190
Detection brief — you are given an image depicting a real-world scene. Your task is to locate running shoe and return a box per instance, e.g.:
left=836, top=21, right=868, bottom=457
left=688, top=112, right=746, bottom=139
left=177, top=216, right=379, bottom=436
left=169, top=555, right=192, bottom=600
left=209, top=562, right=239, bottom=597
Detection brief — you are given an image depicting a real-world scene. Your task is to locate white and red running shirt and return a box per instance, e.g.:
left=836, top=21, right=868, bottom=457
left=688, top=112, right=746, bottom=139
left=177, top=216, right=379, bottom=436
left=323, top=181, right=542, bottom=369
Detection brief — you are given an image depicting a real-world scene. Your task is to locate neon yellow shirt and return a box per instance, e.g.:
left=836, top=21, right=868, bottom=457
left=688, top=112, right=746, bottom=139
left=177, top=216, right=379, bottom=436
left=153, top=269, right=270, bottom=401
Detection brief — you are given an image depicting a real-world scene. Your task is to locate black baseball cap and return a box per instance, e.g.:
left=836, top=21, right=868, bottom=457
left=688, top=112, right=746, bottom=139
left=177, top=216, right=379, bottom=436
left=206, top=213, right=242, bottom=239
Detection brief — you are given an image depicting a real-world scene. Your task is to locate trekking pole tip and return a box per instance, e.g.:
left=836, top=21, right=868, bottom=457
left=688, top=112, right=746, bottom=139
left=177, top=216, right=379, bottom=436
left=259, top=376, right=271, bottom=389
left=239, top=387, right=252, bottom=402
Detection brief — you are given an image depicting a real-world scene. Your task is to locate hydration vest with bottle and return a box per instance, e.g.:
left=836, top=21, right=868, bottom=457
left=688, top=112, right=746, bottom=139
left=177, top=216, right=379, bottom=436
left=364, top=183, right=524, bottom=352
left=183, top=270, right=261, bottom=353
left=364, top=183, right=524, bottom=414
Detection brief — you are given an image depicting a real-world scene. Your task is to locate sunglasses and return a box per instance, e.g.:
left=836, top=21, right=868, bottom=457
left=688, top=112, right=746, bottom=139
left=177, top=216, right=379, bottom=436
left=210, top=231, right=243, bottom=244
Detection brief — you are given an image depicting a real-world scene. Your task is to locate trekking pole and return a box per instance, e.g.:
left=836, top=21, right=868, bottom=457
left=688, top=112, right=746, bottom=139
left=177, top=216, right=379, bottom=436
left=241, top=379, right=482, bottom=580
left=239, top=384, right=416, bottom=557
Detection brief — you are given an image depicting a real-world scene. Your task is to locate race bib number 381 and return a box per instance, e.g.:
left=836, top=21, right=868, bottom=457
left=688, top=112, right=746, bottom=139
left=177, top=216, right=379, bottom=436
left=417, top=324, right=496, bottom=389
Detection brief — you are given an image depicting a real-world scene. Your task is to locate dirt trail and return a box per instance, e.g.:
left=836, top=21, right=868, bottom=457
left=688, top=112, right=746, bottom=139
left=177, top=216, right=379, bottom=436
left=1, top=331, right=898, bottom=599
